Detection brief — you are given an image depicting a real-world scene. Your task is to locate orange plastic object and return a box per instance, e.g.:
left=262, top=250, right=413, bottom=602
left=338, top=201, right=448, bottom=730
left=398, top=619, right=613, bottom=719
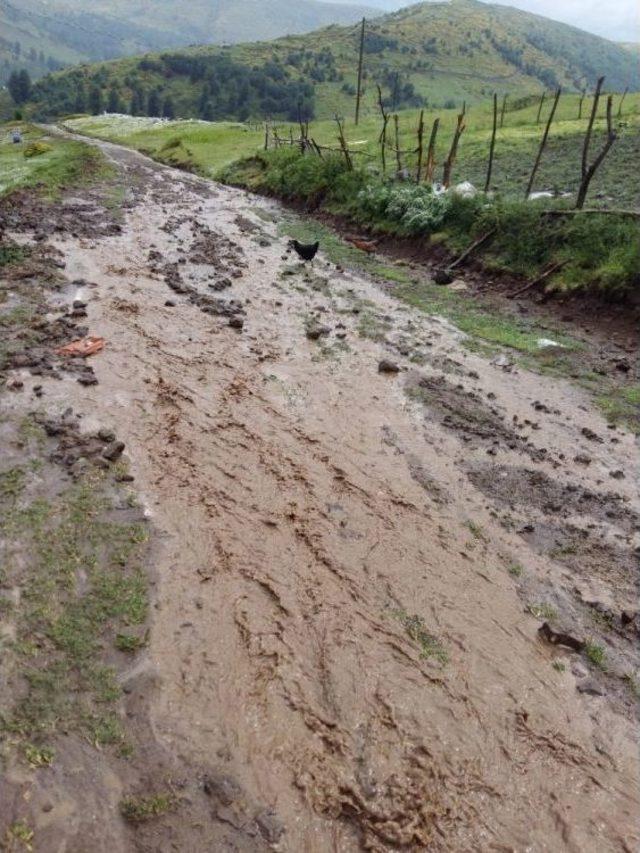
left=55, top=336, right=105, bottom=357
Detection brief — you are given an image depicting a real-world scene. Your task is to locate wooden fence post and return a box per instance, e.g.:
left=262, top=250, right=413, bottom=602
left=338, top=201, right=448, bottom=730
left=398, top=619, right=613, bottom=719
left=376, top=84, right=389, bottom=174
left=424, top=117, right=439, bottom=183
left=394, top=114, right=402, bottom=173
left=525, top=87, right=561, bottom=199
left=576, top=79, right=617, bottom=209
left=500, top=94, right=507, bottom=128
left=617, top=87, right=628, bottom=118
left=416, top=109, right=425, bottom=183
left=335, top=114, right=353, bottom=170
left=355, top=17, right=366, bottom=126
left=442, top=107, right=466, bottom=188
left=484, top=92, right=498, bottom=192
left=536, top=90, right=546, bottom=124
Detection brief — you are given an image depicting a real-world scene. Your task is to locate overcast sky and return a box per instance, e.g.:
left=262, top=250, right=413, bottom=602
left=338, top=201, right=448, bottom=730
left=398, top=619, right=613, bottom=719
left=358, top=0, right=640, bottom=42
left=483, top=0, right=639, bottom=42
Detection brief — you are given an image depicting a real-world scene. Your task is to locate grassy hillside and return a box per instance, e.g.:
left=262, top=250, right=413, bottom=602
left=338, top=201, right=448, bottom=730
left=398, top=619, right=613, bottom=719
left=0, top=0, right=375, bottom=85
left=24, top=0, right=640, bottom=122
left=62, top=92, right=640, bottom=208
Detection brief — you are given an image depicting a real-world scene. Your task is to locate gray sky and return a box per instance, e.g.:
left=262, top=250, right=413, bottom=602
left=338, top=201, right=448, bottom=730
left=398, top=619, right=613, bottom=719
left=483, top=0, right=639, bottom=42
left=353, top=0, right=640, bottom=42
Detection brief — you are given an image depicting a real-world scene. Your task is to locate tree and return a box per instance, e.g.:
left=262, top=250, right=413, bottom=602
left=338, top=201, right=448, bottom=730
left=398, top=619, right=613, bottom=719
left=88, top=85, right=103, bottom=115
left=162, top=97, right=175, bottom=119
left=107, top=86, right=123, bottom=113
left=8, top=69, right=32, bottom=105
left=147, top=89, right=162, bottom=117
left=74, top=85, right=87, bottom=113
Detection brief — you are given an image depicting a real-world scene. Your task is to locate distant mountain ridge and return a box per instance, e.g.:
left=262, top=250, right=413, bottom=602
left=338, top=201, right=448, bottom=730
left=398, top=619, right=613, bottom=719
left=27, top=0, right=640, bottom=122
left=0, top=0, right=377, bottom=84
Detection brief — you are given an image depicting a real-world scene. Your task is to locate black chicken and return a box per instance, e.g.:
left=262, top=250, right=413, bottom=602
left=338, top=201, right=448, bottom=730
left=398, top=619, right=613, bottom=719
left=289, top=239, right=319, bottom=262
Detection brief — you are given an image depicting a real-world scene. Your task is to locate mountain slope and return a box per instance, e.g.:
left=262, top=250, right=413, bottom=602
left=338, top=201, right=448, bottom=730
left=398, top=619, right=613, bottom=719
left=28, top=0, right=640, bottom=122
left=0, top=0, right=376, bottom=85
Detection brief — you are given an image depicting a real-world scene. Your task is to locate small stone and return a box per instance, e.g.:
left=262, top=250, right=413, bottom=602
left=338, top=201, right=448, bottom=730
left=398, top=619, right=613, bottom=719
left=306, top=324, right=330, bottom=341
left=77, top=375, right=99, bottom=386
left=228, top=316, right=244, bottom=329
left=98, top=428, right=116, bottom=442
left=102, top=440, right=125, bottom=461
left=378, top=359, right=400, bottom=374
left=7, top=377, right=24, bottom=391
left=609, top=470, right=625, bottom=480
left=165, top=300, right=176, bottom=307
left=577, top=679, right=605, bottom=696
left=574, top=454, right=591, bottom=465
left=581, top=427, right=602, bottom=443
left=433, top=268, right=453, bottom=285
left=115, top=472, right=135, bottom=483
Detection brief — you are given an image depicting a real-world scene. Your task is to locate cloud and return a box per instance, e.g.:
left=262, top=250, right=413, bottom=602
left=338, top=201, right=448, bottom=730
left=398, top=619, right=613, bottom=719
left=480, top=0, right=639, bottom=42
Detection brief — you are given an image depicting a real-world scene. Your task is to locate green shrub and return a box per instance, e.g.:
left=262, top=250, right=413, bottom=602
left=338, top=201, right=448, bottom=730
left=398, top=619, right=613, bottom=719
left=24, top=141, right=52, bottom=158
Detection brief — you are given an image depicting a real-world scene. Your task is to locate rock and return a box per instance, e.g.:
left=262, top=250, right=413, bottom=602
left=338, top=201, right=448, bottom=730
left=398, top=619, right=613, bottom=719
left=581, top=427, right=602, bottom=443
left=574, top=454, right=591, bottom=465
left=102, top=440, right=125, bottom=462
left=77, top=374, right=98, bottom=386
left=433, top=268, right=453, bottom=285
left=73, top=299, right=87, bottom=309
left=228, top=316, right=244, bottom=329
left=203, top=774, right=242, bottom=806
left=115, top=472, right=135, bottom=482
left=378, top=359, right=400, bottom=374
left=609, top=470, right=625, bottom=479
left=577, top=679, right=605, bottom=696
left=571, top=662, right=588, bottom=678
left=256, top=810, right=285, bottom=844
left=491, top=354, right=514, bottom=371
left=165, top=299, right=176, bottom=307
left=306, top=324, right=330, bottom=341
left=98, top=428, right=116, bottom=442
left=7, top=377, right=24, bottom=391
left=538, top=622, right=585, bottom=652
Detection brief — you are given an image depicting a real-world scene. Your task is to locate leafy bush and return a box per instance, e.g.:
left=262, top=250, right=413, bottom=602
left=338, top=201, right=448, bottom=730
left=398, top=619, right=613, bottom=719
left=356, top=182, right=451, bottom=234
left=24, top=141, right=52, bottom=158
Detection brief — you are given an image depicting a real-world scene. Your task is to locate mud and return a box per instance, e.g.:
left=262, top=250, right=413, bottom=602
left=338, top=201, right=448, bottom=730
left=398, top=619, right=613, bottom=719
left=1, top=130, right=639, bottom=852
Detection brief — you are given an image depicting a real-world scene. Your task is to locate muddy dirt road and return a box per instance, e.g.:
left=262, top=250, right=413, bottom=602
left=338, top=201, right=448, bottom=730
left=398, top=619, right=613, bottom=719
left=2, top=134, right=639, bottom=851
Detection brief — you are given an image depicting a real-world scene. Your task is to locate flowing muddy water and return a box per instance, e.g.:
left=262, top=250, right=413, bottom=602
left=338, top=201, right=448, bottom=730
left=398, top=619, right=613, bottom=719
left=7, top=134, right=640, bottom=850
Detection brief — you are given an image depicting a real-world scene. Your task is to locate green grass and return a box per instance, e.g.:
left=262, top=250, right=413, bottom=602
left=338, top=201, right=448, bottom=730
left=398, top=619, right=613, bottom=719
left=0, top=431, right=149, bottom=752
left=0, top=122, right=110, bottom=197
left=63, top=88, right=640, bottom=209
left=120, top=793, right=175, bottom=822
left=391, top=609, right=448, bottom=665
left=585, top=641, right=607, bottom=669
left=527, top=602, right=558, bottom=621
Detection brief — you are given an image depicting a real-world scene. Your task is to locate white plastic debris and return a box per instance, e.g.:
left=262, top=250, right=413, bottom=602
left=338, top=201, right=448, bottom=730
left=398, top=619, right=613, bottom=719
left=537, top=338, right=565, bottom=349
left=452, top=181, right=477, bottom=198
left=528, top=191, right=554, bottom=200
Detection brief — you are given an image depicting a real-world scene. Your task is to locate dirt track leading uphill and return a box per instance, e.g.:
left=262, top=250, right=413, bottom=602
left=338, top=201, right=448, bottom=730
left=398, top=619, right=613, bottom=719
left=1, top=133, right=639, bottom=852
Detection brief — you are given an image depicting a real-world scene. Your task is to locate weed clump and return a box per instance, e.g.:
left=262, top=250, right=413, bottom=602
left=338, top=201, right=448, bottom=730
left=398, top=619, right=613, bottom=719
left=120, top=793, right=174, bottom=822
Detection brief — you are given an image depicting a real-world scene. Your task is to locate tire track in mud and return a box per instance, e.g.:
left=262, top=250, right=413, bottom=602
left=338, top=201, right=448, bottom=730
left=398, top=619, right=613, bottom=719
left=7, top=130, right=638, bottom=851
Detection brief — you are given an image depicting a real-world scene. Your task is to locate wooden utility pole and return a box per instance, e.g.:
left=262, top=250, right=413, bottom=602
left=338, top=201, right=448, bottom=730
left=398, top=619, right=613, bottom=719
left=442, top=106, right=466, bottom=188
left=536, top=90, right=546, bottom=124
left=355, top=17, right=366, bottom=126
left=484, top=92, right=498, bottom=192
left=500, top=93, right=508, bottom=128
left=524, top=87, right=561, bottom=199
left=424, top=117, right=439, bottom=183
left=576, top=78, right=617, bottom=209
left=416, top=109, right=425, bottom=183
left=376, top=84, right=389, bottom=173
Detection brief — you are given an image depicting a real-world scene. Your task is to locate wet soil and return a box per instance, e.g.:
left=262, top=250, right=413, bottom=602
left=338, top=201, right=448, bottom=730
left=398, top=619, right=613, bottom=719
left=1, top=131, right=638, bottom=852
